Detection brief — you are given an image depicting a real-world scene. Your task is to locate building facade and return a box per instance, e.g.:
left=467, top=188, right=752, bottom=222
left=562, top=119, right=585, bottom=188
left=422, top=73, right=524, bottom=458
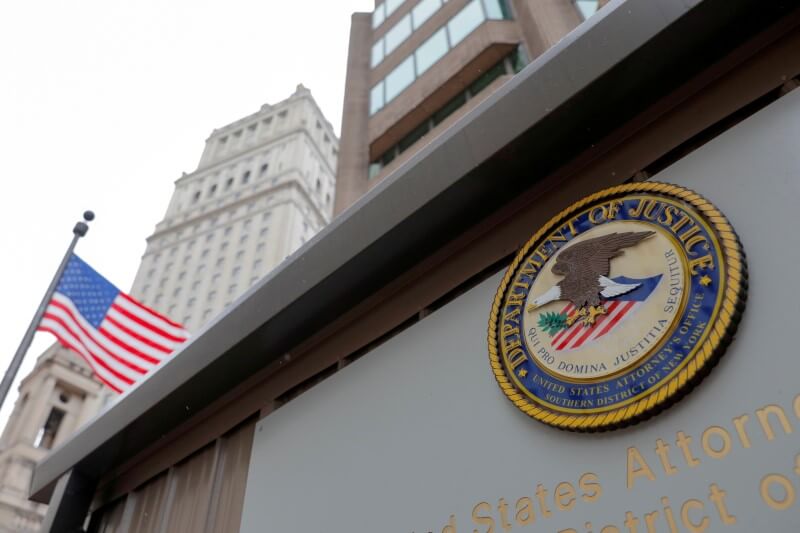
left=0, top=84, right=338, bottom=531
left=128, top=84, right=338, bottom=330
left=0, top=347, right=104, bottom=533
left=334, top=0, right=606, bottom=214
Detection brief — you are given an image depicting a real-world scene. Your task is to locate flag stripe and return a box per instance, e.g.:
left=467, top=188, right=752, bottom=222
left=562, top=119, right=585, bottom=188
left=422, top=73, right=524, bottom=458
left=38, top=321, right=124, bottom=393
left=551, top=304, right=576, bottom=344
left=116, top=294, right=188, bottom=338
left=104, top=310, right=173, bottom=354
left=594, top=300, right=637, bottom=339
left=555, top=316, right=588, bottom=350
left=97, top=322, right=164, bottom=366
left=108, top=302, right=187, bottom=345
left=40, top=311, right=137, bottom=385
left=44, top=299, right=147, bottom=379
left=566, top=301, right=622, bottom=350
left=48, top=294, right=156, bottom=373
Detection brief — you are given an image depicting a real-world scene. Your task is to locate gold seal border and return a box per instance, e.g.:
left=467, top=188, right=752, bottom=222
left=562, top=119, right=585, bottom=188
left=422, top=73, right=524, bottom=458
left=487, top=182, right=748, bottom=432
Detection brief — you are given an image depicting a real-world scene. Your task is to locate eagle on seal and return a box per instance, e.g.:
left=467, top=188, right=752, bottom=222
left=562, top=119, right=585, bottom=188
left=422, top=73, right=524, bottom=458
left=527, top=231, right=655, bottom=326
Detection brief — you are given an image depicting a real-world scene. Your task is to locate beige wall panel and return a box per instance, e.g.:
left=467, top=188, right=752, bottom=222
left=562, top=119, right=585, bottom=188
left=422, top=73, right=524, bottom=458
left=207, top=421, right=256, bottom=533
left=126, top=473, right=168, bottom=533
left=164, top=444, right=217, bottom=533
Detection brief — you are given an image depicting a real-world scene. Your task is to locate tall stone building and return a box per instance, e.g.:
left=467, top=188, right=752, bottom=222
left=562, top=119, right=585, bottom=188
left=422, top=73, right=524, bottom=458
left=129, top=84, right=339, bottom=328
left=0, top=84, right=338, bottom=531
left=335, top=0, right=604, bottom=213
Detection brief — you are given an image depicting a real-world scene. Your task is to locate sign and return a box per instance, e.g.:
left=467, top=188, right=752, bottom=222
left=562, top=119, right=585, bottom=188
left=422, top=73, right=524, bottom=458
left=489, top=183, right=747, bottom=431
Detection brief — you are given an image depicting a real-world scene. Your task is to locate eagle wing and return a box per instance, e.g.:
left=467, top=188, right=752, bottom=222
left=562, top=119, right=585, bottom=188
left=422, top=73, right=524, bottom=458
left=560, top=231, right=655, bottom=278
left=554, top=231, right=654, bottom=307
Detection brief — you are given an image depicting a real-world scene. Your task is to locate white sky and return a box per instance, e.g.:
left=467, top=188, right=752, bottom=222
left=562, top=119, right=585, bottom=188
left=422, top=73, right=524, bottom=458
left=0, top=0, right=373, bottom=431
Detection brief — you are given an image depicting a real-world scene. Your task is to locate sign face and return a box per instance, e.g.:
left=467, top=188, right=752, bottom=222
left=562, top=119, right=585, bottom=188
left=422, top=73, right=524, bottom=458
left=489, top=183, right=747, bottom=431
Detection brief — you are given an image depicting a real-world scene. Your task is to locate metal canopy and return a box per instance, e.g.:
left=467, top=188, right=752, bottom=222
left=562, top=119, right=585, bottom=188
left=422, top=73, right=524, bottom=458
left=31, top=0, right=798, bottom=504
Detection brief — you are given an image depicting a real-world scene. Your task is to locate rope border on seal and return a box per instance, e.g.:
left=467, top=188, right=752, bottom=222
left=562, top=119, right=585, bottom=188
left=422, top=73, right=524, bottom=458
left=487, top=182, right=748, bottom=432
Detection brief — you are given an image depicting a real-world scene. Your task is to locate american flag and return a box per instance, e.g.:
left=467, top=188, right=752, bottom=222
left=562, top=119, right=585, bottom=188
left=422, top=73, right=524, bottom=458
left=37, top=255, right=189, bottom=393
left=550, top=275, right=662, bottom=351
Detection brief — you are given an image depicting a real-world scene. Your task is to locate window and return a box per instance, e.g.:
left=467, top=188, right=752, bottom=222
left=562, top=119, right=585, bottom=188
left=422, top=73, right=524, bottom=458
left=262, top=211, right=272, bottom=221
left=169, top=304, right=176, bottom=315
left=242, top=170, right=251, bottom=184
left=371, top=40, right=384, bottom=68
left=259, top=227, right=269, bottom=237
left=260, top=163, right=269, bottom=175
left=574, top=0, right=600, bottom=19
left=225, top=177, right=234, bottom=190
left=236, top=250, right=245, bottom=261
left=203, top=309, right=212, bottom=320
left=256, top=242, right=265, bottom=252
left=483, top=0, right=512, bottom=19
left=192, top=280, right=200, bottom=291
left=412, top=0, right=442, bottom=29
left=220, top=242, right=228, bottom=252
left=262, top=116, right=272, bottom=127
left=415, top=27, right=448, bottom=75
left=370, top=82, right=385, bottom=115
left=372, top=2, right=386, bottom=28
left=209, top=184, right=217, bottom=196
left=173, top=287, right=182, bottom=297
left=232, top=266, right=241, bottom=278
left=35, top=408, right=65, bottom=449
left=224, top=227, right=232, bottom=236
left=385, top=56, right=415, bottom=102
left=187, top=297, right=196, bottom=308
left=208, top=290, right=216, bottom=302
left=211, top=273, right=220, bottom=284
left=201, top=248, right=209, bottom=258
left=254, top=259, right=262, bottom=271
left=228, top=284, right=238, bottom=295
left=448, top=0, right=484, bottom=46
left=385, top=14, right=412, bottom=55
left=206, top=232, right=214, bottom=243
left=192, top=191, right=201, bottom=203
left=240, top=235, right=248, bottom=245
left=316, top=178, right=321, bottom=190
left=278, top=110, right=288, bottom=118
left=385, top=0, right=404, bottom=16
left=216, top=257, right=225, bottom=267
left=178, top=271, right=186, bottom=281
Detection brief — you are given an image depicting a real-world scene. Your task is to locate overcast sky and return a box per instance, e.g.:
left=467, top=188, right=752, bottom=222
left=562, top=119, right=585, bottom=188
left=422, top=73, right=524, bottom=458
left=0, top=0, right=373, bottom=431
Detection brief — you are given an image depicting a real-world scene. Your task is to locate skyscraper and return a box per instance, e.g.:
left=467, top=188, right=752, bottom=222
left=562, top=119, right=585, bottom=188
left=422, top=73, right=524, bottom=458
left=128, top=84, right=339, bottom=329
left=335, top=0, right=603, bottom=213
left=0, top=84, right=338, bottom=531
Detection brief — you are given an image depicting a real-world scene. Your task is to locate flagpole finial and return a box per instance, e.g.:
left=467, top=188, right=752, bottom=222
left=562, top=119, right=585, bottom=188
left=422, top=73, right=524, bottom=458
left=73, top=210, right=94, bottom=237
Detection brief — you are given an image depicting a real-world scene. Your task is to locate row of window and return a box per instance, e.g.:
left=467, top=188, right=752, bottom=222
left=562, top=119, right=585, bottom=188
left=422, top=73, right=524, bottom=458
left=191, top=164, right=269, bottom=204
left=371, top=0, right=445, bottom=68
left=372, top=0, right=406, bottom=29
left=217, top=109, right=288, bottom=147
left=370, top=0, right=512, bottom=116
left=369, top=49, right=524, bottom=179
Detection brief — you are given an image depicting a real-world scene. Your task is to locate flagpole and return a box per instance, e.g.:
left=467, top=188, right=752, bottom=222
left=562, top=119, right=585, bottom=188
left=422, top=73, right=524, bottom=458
left=0, top=211, right=95, bottom=413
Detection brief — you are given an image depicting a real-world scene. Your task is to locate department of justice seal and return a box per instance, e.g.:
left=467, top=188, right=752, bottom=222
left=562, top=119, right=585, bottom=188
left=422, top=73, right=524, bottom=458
left=488, top=182, right=747, bottom=431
